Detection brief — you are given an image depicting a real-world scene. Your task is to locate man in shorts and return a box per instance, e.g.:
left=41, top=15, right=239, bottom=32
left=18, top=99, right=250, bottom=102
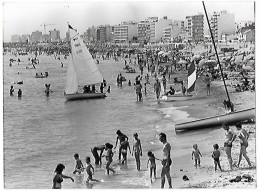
left=159, top=132, right=172, bottom=188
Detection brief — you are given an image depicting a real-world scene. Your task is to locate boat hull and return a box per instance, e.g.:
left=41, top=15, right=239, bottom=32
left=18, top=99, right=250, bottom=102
left=175, top=108, right=255, bottom=131
left=64, top=93, right=106, bottom=101
left=160, top=94, right=193, bottom=101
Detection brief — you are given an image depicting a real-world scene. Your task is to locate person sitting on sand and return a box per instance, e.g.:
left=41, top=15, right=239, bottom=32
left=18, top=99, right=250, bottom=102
left=235, top=123, right=252, bottom=168
left=85, top=157, right=100, bottom=183
left=223, top=100, right=234, bottom=114
left=166, top=87, right=175, bottom=96
left=73, top=153, right=84, bottom=175
left=192, top=144, right=202, bottom=168
left=212, top=144, right=222, bottom=172
left=91, top=145, right=105, bottom=165
left=222, top=123, right=236, bottom=170
left=235, top=84, right=242, bottom=92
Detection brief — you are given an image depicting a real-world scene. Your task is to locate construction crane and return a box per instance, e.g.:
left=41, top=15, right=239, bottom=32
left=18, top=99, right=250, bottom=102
left=40, top=23, right=55, bottom=34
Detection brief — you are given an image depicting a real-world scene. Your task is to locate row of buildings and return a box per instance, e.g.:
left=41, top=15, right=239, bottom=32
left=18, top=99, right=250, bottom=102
left=11, top=10, right=255, bottom=44
left=11, top=29, right=61, bottom=44
left=83, top=10, right=254, bottom=44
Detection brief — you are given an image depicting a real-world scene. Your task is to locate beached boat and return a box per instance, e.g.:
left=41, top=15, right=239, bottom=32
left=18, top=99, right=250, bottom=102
left=159, top=62, right=196, bottom=101
left=64, top=25, right=106, bottom=101
left=175, top=108, right=255, bottom=131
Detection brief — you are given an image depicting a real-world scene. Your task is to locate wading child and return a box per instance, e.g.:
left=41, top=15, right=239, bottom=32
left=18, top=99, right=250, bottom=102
left=192, top=144, right=202, bottom=168
left=73, top=153, right=84, bottom=174
left=103, top=143, right=116, bottom=175
left=212, top=144, right=222, bottom=171
left=147, top=151, right=158, bottom=183
left=85, top=157, right=99, bottom=183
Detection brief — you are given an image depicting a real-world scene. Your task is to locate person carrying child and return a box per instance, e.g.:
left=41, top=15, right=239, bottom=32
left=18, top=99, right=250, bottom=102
left=212, top=144, right=222, bottom=171
left=191, top=144, right=202, bottom=168
left=103, top=143, right=116, bottom=175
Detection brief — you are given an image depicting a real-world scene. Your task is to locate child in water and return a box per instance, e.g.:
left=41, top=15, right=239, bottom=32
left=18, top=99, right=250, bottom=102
left=147, top=151, right=157, bottom=183
left=85, top=157, right=99, bottom=183
left=192, top=144, right=202, bottom=168
left=103, top=143, right=116, bottom=175
left=212, top=144, right=222, bottom=171
left=73, top=153, right=84, bottom=174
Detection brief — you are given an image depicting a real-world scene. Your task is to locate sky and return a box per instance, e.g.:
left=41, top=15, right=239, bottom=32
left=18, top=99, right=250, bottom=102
left=2, top=0, right=255, bottom=42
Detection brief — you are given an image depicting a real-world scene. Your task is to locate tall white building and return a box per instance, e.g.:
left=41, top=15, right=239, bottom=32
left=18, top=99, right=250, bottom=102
left=209, top=10, right=235, bottom=41
left=154, top=16, right=172, bottom=42
left=113, top=22, right=137, bottom=43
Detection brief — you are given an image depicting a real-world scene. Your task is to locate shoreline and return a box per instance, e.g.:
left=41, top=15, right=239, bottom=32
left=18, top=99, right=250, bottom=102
left=149, top=75, right=256, bottom=189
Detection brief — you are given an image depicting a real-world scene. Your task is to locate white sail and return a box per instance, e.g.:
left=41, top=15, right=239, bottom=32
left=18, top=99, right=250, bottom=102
left=65, top=55, right=78, bottom=94
left=69, top=26, right=103, bottom=87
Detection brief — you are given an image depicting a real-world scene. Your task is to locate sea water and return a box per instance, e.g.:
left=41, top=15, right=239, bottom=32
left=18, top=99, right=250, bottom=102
left=3, top=53, right=225, bottom=189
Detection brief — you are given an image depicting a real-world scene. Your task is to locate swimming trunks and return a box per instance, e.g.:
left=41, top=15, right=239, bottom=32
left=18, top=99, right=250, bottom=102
left=224, top=142, right=232, bottom=147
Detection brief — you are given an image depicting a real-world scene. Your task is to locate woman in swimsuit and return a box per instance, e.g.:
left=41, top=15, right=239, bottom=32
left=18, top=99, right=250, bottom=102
left=235, top=123, right=252, bottom=168
left=222, top=123, right=236, bottom=170
left=52, top=163, right=74, bottom=189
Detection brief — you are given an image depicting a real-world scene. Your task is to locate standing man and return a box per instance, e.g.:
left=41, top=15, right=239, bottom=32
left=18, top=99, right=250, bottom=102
left=222, top=123, right=236, bottom=170
left=114, top=130, right=129, bottom=161
left=162, top=75, right=167, bottom=94
left=132, top=133, right=142, bottom=171
left=154, top=79, right=161, bottom=100
left=235, top=123, right=252, bottom=168
left=203, top=74, right=211, bottom=96
left=159, top=132, right=172, bottom=189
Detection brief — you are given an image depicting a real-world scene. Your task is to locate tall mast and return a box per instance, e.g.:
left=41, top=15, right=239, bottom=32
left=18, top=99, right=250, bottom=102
left=202, top=1, right=231, bottom=104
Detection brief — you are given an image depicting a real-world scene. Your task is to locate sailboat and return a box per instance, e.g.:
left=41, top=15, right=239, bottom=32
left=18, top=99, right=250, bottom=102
left=160, top=62, right=196, bottom=101
left=64, top=24, right=106, bottom=101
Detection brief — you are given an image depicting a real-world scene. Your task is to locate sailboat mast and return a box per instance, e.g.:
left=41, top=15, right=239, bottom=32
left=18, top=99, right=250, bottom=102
left=202, top=1, right=231, bottom=104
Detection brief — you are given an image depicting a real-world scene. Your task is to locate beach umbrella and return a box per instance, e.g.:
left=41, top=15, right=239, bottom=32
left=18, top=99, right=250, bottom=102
left=234, top=55, right=244, bottom=64
left=178, top=60, right=187, bottom=64
left=158, top=51, right=165, bottom=56
left=242, top=65, right=254, bottom=71
left=198, top=59, right=206, bottom=67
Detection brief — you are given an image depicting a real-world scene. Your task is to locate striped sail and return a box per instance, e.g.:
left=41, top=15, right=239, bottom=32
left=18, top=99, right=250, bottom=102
left=187, top=62, right=196, bottom=93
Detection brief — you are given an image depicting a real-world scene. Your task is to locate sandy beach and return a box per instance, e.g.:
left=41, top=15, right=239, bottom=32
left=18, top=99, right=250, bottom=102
left=150, top=73, right=256, bottom=188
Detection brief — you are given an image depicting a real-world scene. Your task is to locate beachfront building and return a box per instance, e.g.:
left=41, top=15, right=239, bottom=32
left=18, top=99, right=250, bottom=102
left=209, top=10, right=235, bottom=42
left=42, top=34, right=51, bottom=43
left=31, top=31, right=42, bottom=43
left=154, top=16, right=172, bottom=43
left=185, top=13, right=204, bottom=42
left=21, top=35, right=30, bottom=43
left=49, top=29, right=61, bottom=42
left=85, top=26, right=97, bottom=43
left=11, top=35, right=21, bottom=43
left=237, top=22, right=255, bottom=42
left=162, top=20, right=183, bottom=42
left=95, top=25, right=113, bottom=43
left=137, top=20, right=150, bottom=43
left=113, top=21, right=137, bottom=43
left=145, top=17, right=158, bottom=44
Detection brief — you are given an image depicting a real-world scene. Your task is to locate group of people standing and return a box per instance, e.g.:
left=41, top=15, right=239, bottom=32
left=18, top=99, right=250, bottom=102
left=52, top=131, right=173, bottom=189
left=191, top=122, right=252, bottom=172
